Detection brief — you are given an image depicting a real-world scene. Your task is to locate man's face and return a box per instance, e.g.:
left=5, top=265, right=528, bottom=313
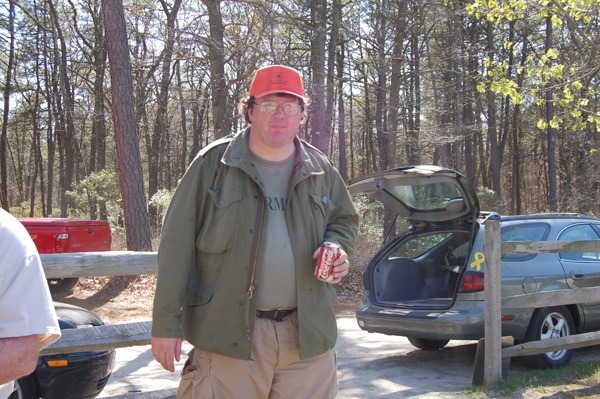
left=248, top=93, right=303, bottom=157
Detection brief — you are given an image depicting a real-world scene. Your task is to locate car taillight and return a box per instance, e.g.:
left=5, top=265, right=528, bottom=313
left=55, top=233, right=69, bottom=253
left=458, top=272, right=485, bottom=293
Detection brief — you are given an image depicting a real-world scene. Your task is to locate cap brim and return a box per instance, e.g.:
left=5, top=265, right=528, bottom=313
left=254, top=90, right=304, bottom=99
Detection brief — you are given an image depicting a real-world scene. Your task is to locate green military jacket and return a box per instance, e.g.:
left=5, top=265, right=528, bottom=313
left=152, top=128, right=359, bottom=360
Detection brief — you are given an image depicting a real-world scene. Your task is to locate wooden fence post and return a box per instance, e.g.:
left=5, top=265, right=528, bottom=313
left=484, top=218, right=503, bottom=384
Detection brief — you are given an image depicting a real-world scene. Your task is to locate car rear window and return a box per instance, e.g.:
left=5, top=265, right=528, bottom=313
left=388, top=183, right=464, bottom=211
left=501, top=223, right=550, bottom=261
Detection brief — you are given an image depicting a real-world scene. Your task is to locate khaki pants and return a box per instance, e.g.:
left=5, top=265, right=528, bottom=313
left=176, top=312, right=338, bottom=399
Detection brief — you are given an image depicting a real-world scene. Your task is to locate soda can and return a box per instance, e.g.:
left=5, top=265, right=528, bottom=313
left=314, top=242, right=341, bottom=282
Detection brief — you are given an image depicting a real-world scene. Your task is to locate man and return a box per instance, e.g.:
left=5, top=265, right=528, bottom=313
left=0, top=208, right=61, bottom=399
left=152, top=65, right=359, bottom=398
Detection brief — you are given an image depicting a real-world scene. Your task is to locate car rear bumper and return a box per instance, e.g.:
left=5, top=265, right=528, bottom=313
left=37, top=350, right=116, bottom=399
left=356, top=299, right=486, bottom=340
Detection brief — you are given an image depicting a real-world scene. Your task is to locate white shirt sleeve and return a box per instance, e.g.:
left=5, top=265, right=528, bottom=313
left=0, top=209, right=61, bottom=346
left=0, top=209, right=62, bottom=399
left=0, top=381, right=14, bottom=399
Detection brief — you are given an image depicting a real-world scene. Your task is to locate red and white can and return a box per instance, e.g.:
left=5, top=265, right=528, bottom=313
left=314, top=242, right=341, bottom=282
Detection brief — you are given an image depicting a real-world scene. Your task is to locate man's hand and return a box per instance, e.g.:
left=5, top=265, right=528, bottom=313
left=151, top=336, right=182, bottom=372
left=312, top=246, right=350, bottom=284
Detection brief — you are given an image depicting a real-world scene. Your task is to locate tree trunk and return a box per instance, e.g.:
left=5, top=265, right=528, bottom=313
left=375, top=0, right=388, bottom=171
left=148, top=0, right=183, bottom=224
left=102, top=0, right=152, bottom=252
left=176, top=62, right=188, bottom=180
left=0, top=1, right=15, bottom=210
left=486, top=21, right=501, bottom=196
left=407, top=3, right=421, bottom=165
left=89, top=1, right=108, bottom=219
left=309, top=0, right=329, bottom=153
left=337, top=41, right=347, bottom=180
left=48, top=0, right=80, bottom=217
left=202, top=0, right=228, bottom=139
left=511, top=30, right=529, bottom=215
left=545, top=13, right=557, bottom=212
left=387, top=0, right=404, bottom=169
left=324, top=0, right=340, bottom=160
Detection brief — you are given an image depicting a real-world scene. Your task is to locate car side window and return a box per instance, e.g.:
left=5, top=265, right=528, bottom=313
left=558, top=224, right=600, bottom=261
left=501, top=223, right=550, bottom=261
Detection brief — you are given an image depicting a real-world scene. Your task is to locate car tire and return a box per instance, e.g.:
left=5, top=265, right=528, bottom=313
left=523, top=306, right=575, bottom=369
left=9, top=374, right=40, bottom=399
left=407, top=337, right=449, bottom=350
left=48, top=277, right=79, bottom=295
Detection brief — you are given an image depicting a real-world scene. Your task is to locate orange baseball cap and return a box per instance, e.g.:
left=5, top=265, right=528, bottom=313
left=249, top=65, right=304, bottom=99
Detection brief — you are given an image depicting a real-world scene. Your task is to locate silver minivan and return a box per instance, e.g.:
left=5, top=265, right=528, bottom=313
left=351, top=165, right=600, bottom=368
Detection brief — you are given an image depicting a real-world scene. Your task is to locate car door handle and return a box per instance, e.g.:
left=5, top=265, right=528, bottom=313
left=570, top=271, right=586, bottom=279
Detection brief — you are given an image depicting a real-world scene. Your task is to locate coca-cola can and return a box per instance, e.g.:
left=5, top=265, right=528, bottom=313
left=314, top=242, right=341, bottom=282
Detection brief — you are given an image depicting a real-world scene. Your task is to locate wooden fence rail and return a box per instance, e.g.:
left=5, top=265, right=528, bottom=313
left=40, top=251, right=158, bottom=279
left=40, top=321, right=152, bottom=356
left=483, top=219, right=600, bottom=385
left=39, top=252, right=158, bottom=356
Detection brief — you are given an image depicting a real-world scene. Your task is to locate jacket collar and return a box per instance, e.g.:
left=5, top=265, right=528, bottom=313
left=222, top=128, right=325, bottom=177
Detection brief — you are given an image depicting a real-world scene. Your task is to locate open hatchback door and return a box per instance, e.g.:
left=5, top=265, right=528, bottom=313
left=348, top=165, right=479, bottom=226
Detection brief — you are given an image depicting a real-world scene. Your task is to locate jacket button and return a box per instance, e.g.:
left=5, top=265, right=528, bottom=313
left=233, top=342, right=238, bottom=347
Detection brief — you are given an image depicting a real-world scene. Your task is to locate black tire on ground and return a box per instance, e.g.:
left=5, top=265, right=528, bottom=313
left=47, top=277, right=79, bottom=295
left=522, top=306, right=575, bottom=369
left=407, top=337, right=450, bottom=350
left=9, top=374, right=40, bottom=399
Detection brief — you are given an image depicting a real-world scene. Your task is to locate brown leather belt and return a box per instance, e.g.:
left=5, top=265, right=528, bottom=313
left=256, top=308, right=297, bottom=322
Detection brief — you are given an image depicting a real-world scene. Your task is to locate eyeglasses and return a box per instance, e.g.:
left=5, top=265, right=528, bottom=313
left=256, top=101, right=301, bottom=116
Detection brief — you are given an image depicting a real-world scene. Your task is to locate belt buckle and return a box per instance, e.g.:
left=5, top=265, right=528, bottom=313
left=273, top=309, right=286, bottom=322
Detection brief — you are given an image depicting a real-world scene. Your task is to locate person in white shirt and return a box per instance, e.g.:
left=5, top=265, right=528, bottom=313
left=0, top=207, right=61, bottom=399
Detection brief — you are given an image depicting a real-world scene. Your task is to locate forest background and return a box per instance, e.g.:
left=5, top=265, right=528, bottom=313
left=1, top=0, right=599, bottom=250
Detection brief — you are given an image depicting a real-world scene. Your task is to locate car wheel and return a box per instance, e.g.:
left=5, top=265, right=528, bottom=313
left=407, top=337, right=449, bottom=350
left=9, top=374, right=40, bottom=399
left=523, top=306, right=575, bottom=369
left=48, top=277, right=79, bottom=295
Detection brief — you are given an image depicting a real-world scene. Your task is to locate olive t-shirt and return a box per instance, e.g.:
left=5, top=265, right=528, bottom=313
left=251, top=153, right=298, bottom=310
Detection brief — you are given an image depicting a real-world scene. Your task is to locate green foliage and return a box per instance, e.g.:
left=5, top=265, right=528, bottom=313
left=353, top=195, right=385, bottom=241
left=476, top=186, right=509, bottom=214
left=467, top=0, right=600, bottom=133
left=66, top=170, right=121, bottom=223
left=149, top=188, right=175, bottom=227
left=8, top=202, right=44, bottom=218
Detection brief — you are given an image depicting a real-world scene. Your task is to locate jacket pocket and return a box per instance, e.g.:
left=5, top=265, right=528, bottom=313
left=177, top=349, right=213, bottom=399
left=187, top=277, right=213, bottom=307
left=309, top=193, right=335, bottom=218
left=196, top=186, right=244, bottom=253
